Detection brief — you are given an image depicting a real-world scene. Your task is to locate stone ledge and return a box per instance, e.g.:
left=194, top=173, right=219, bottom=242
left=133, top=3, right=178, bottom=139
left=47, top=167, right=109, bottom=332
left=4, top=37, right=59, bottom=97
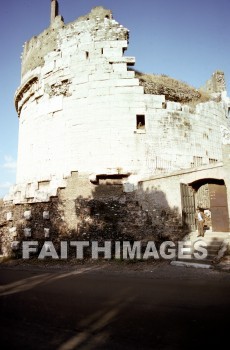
left=170, top=260, right=212, bottom=269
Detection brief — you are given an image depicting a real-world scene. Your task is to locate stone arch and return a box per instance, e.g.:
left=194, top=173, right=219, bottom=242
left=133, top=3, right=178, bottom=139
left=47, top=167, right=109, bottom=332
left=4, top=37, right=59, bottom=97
left=188, top=178, right=229, bottom=232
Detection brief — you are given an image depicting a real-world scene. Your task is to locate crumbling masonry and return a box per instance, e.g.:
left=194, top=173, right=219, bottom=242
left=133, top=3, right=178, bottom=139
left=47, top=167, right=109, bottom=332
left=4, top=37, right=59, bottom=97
left=1, top=2, right=230, bottom=259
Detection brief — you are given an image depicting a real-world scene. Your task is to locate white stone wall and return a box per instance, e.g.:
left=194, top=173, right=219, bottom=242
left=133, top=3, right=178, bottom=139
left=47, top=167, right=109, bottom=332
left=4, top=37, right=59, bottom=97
left=139, top=163, right=225, bottom=213
left=143, top=100, right=228, bottom=175
left=9, top=7, right=230, bottom=204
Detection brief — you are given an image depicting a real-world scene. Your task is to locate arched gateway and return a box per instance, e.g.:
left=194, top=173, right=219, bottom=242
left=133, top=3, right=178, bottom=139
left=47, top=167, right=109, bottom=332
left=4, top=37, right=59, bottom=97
left=181, top=178, right=229, bottom=232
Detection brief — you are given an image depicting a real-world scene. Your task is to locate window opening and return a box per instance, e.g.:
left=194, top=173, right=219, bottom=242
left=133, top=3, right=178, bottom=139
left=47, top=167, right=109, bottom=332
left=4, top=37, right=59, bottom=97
left=136, top=115, right=145, bottom=130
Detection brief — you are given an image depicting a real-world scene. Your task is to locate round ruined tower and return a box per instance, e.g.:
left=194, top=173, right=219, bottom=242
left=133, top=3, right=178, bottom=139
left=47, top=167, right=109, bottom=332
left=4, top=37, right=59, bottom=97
left=15, top=3, right=141, bottom=186
left=9, top=1, right=230, bottom=204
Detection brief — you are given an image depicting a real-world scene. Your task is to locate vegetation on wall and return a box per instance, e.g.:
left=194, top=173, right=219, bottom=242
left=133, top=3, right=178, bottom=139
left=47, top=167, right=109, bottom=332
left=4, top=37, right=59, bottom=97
left=133, top=69, right=212, bottom=104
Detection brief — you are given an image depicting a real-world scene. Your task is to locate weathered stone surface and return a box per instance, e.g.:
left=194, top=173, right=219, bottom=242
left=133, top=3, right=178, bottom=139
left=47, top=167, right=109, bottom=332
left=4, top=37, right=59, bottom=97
left=6, top=212, right=13, bottom=221
left=11, top=241, right=20, bottom=251
left=43, top=211, right=50, bottom=220
left=9, top=227, right=17, bottom=237
left=201, top=71, right=226, bottom=94
left=0, top=171, right=186, bottom=258
left=24, top=228, right=32, bottom=238
left=11, top=5, right=229, bottom=205
left=24, top=210, right=32, bottom=220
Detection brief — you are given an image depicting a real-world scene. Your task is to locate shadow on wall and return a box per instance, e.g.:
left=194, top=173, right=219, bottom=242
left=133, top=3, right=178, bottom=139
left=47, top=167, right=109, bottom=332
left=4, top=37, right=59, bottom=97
left=136, top=184, right=188, bottom=240
left=0, top=182, right=188, bottom=258
left=72, top=183, right=186, bottom=247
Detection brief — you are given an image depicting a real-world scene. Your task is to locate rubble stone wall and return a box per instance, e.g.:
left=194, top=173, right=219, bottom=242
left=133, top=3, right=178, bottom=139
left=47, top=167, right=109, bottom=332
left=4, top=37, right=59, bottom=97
left=1, top=163, right=228, bottom=258
left=0, top=171, right=185, bottom=258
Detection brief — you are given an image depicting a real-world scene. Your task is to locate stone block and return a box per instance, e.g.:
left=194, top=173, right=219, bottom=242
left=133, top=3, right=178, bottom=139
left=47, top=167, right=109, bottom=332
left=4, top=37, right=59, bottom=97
left=24, top=210, right=32, bottom=220
left=88, top=72, right=111, bottom=81
left=103, top=47, right=123, bottom=57
left=145, top=95, right=165, bottom=103
left=13, top=195, right=26, bottom=205
left=34, top=191, right=50, bottom=202
left=41, top=61, right=55, bottom=76
left=6, top=212, right=13, bottom=221
left=112, top=71, right=135, bottom=79
left=113, top=78, right=140, bottom=87
left=109, top=86, right=144, bottom=95
left=9, top=227, right=17, bottom=237
left=89, top=80, right=111, bottom=89
left=45, top=51, right=60, bottom=60
left=25, top=183, right=38, bottom=199
left=44, top=228, right=50, bottom=238
left=123, top=182, right=135, bottom=192
left=112, top=40, right=128, bottom=49
left=78, top=42, right=94, bottom=51
left=110, top=57, right=135, bottom=65
left=89, top=87, right=110, bottom=96
left=24, top=228, right=32, bottom=237
left=112, top=63, right=128, bottom=72
left=146, top=100, right=165, bottom=109
left=182, top=105, right=190, bottom=113
left=72, top=74, right=89, bottom=85
left=47, top=95, right=63, bottom=114
left=43, top=211, right=50, bottom=220
left=11, top=241, right=20, bottom=250
left=166, top=101, right=182, bottom=111
left=95, top=40, right=128, bottom=49
left=70, top=86, right=89, bottom=99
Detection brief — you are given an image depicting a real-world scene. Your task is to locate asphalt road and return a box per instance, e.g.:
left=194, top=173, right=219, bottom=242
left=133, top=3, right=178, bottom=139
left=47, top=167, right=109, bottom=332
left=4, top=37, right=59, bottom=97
left=0, top=263, right=230, bottom=350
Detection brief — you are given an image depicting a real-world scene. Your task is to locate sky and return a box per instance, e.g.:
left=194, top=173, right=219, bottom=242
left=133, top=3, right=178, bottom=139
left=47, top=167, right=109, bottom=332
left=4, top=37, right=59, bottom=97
left=0, top=0, right=229, bottom=198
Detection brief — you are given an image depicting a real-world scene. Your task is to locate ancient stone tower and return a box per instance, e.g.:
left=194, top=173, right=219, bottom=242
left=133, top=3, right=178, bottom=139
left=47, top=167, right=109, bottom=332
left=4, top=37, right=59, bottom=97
left=4, top=1, right=230, bottom=224
left=13, top=4, right=141, bottom=201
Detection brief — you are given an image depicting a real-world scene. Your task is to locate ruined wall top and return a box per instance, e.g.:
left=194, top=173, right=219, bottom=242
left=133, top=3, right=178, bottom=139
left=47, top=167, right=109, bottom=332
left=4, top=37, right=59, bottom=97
left=200, top=71, right=226, bottom=94
left=76, top=6, right=113, bottom=21
left=21, top=6, right=127, bottom=78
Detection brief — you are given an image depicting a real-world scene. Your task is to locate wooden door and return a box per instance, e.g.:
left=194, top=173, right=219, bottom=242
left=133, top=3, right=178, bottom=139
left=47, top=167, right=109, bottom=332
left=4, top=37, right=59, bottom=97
left=181, top=184, right=196, bottom=231
left=209, top=184, right=229, bottom=232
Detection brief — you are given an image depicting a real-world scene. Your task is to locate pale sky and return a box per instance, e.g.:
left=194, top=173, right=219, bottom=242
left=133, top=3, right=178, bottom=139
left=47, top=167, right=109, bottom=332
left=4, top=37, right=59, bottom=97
left=0, top=0, right=229, bottom=198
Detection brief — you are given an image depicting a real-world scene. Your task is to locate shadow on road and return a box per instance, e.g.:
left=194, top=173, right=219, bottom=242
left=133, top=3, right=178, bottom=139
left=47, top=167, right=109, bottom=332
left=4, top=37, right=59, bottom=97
left=0, top=266, right=101, bottom=296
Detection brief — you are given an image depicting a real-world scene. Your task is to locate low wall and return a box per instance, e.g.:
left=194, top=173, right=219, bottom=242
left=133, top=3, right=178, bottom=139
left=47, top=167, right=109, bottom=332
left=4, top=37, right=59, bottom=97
left=0, top=171, right=185, bottom=258
left=137, top=162, right=229, bottom=232
left=1, top=163, right=229, bottom=258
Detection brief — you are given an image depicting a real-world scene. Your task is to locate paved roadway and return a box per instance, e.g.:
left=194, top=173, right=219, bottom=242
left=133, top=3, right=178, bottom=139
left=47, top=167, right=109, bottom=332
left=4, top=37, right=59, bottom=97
left=0, top=263, right=230, bottom=349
